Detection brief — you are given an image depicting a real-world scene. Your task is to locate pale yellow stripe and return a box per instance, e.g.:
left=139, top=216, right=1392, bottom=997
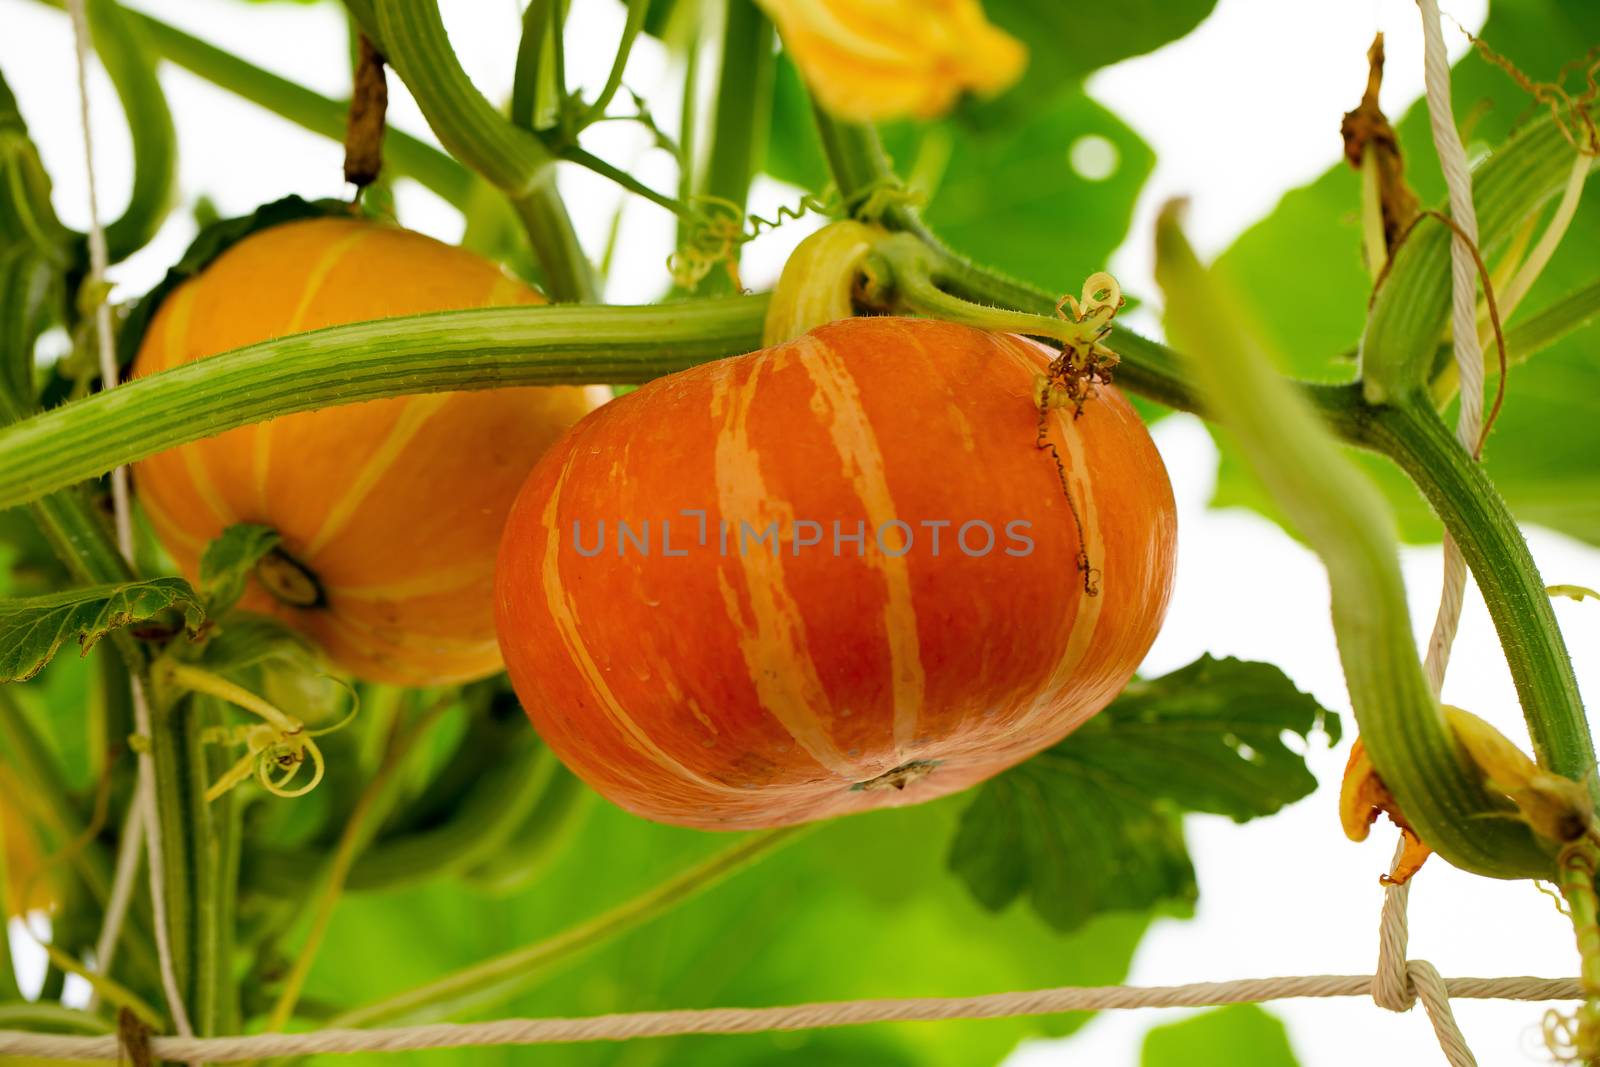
left=793, top=336, right=925, bottom=754
left=997, top=339, right=1106, bottom=708
left=539, top=451, right=750, bottom=795
left=333, top=559, right=494, bottom=601
left=299, top=394, right=453, bottom=562
left=137, top=489, right=207, bottom=554
left=254, top=226, right=378, bottom=514
left=161, top=286, right=235, bottom=528
left=325, top=608, right=500, bottom=654
left=710, top=353, right=859, bottom=778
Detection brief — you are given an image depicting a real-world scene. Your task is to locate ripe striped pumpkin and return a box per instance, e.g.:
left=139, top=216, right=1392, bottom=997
left=495, top=316, right=1177, bottom=829
left=134, top=217, right=601, bottom=685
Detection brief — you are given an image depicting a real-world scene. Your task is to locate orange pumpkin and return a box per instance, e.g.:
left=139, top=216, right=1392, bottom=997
left=495, top=317, right=1176, bottom=829
left=134, top=217, right=601, bottom=685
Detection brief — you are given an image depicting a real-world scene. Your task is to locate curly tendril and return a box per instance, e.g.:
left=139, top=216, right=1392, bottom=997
left=156, top=660, right=358, bottom=802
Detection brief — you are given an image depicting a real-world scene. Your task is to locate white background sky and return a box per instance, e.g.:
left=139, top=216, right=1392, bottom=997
left=4, top=1, right=1598, bottom=1064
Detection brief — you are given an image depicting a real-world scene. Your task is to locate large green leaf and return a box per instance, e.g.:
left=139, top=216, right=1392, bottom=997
left=949, top=656, right=1338, bottom=932
left=0, top=577, right=202, bottom=682
left=767, top=58, right=1155, bottom=293
left=982, top=0, right=1218, bottom=106
left=1140, top=1004, right=1301, bottom=1067
left=887, top=89, right=1155, bottom=292
left=1209, top=0, right=1600, bottom=544
left=303, top=796, right=1153, bottom=1067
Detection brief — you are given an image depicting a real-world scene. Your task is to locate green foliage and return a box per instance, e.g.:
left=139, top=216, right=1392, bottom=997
left=305, top=797, right=1152, bottom=1067
left=949, top=656, right=1337, bottom=932
left=1210, top=0, right=1600, bottom=544
left=198, top=522, right=281, bottom=616
left=1141, top=1004, right=1302, bottom=1067
left=0, top=576, right=201, bottom=682
left=769, top=58, right=1154, bottom=292
left=982, top=0, right=1219, bottom=104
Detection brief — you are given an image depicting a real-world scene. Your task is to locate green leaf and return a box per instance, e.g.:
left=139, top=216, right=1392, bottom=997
left=0, top=577, right=202, bottom=682
left=1141, top=1004, right=1301, bottom=1067
left=888, top=89, right=1154, bottom=292
left=1209, top=0, right=1600, bottom=544
left=768, top=65, right=1155, bottom=293
left=981, top=0, right=1218, bottom=106
left=198, top=522, right=280, bottom=616
left=949, top=655, right=1338, bottom=932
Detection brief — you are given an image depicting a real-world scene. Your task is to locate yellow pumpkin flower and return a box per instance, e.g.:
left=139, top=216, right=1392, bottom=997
left=758, top=0, right=1027, bottom=122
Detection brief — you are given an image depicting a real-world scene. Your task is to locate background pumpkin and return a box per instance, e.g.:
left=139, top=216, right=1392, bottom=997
left=133, top=217, right=602, bottom=685
left=496, top=316, right=1177, bottom=829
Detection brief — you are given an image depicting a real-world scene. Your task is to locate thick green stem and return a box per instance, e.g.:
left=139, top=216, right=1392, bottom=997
left=0, top=297, right=766, bottom=510
left=325, top=827, right=806, bottom=1029
left=510, top=177, right=597, bottom=303
left=375, top=0, right=556, bottom=198
left=1353, top=398, right=1594, bottom=799
left=1156, top=212, right=1547, bottom=878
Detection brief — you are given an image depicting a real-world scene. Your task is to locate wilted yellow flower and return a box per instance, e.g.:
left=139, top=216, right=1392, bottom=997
left=758, top=0, right=1027, bottom=122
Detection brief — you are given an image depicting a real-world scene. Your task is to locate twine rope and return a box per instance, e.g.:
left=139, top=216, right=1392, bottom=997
left=1416, top=0, right=1485, bottom=695
left=60, top=0, right=194, bottom=1042
left=0, top=972, right=1582, bottom=1062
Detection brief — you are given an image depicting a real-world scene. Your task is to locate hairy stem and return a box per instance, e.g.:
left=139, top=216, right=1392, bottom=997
left=510, top=178, right=598, bottom=303
left=1354, top=398, right=1593, bottom=799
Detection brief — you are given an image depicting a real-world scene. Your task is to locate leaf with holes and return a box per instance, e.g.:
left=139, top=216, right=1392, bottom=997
left=949, top=655, right=1338, bottom=932
left=199, top=522, right=281, bottom=616
left=0, top=577, right=203, bottom=682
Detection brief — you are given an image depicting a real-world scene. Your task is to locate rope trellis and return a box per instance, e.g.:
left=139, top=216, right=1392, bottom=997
left=0, top=973, right=1584, bottom=1062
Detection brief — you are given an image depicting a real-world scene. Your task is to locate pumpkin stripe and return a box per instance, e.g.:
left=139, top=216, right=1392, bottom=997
left=541, top=449, right=753, bottom=796
left=325, top=606, right=502, bottom=654
left=137, top=486, right=207, bottom=554
left=993, top=337, right=1106, bottom=735
left=794, top=335, right=926, bottom=754
left=254, top=226, right=378, bottom=514
left=333, top=559, right=494, bottom=600
left=710, top=354, right=860, bottom=779
left=300, top=394, right=454, bottom=561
